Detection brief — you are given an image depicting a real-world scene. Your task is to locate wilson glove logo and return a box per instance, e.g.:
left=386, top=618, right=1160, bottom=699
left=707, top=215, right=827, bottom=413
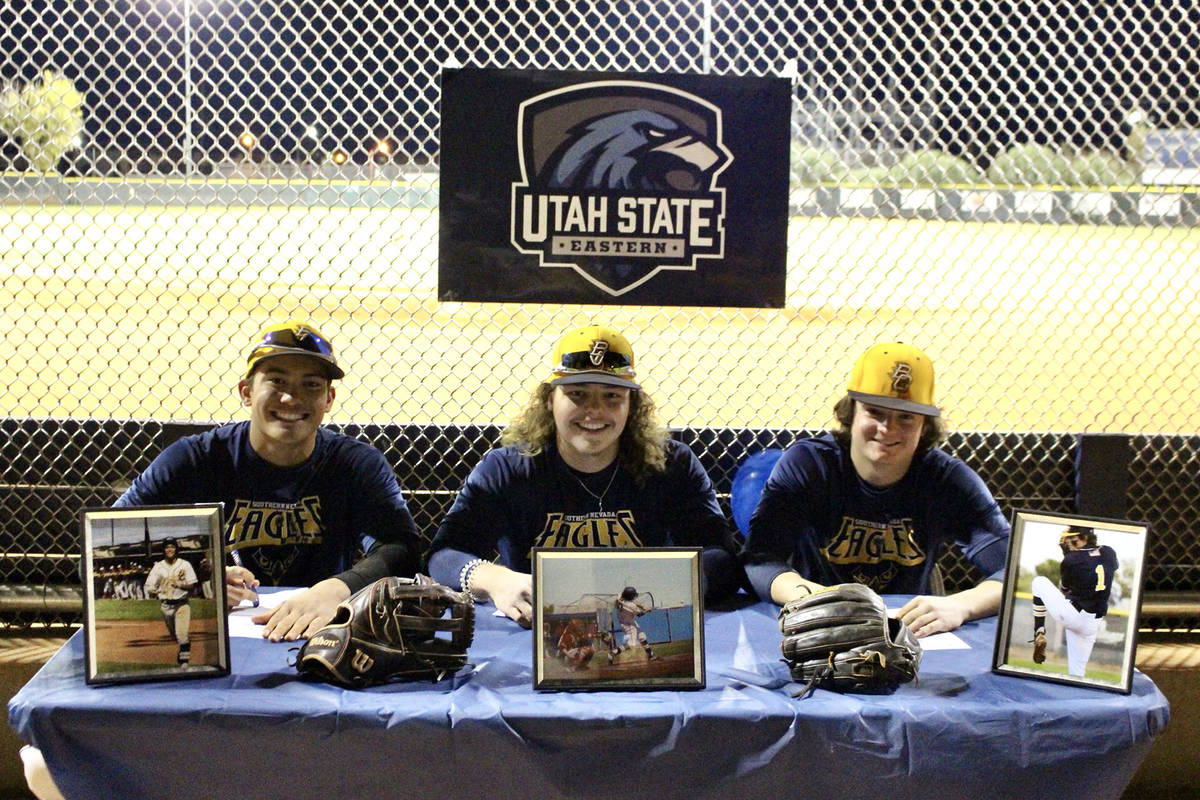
left=350, top=649, right=375, bottom=674
left=309, top=634, right=341, bottom=650
left=511, top=81, right=732, bottom=296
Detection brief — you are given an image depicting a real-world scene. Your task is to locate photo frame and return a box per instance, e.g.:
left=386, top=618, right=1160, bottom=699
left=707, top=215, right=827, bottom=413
left=992, top=509, right=1149, bottom=694
left=82, top=504, right=231, bottom=685
left=532, top=547, right=705, bottom=691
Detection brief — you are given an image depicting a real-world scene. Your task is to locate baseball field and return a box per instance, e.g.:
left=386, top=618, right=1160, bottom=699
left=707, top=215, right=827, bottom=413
left=91, top=598, right=221, bottom=676
left=3, top=199, right=1198, bottom=433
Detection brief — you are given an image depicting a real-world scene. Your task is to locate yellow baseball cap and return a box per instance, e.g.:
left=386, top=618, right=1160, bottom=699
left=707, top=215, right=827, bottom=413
left=244, top=319, right=345, bottom=380
left=846, top=342, right=939, bottom=417
left=547, top=324, right=640, bottom=390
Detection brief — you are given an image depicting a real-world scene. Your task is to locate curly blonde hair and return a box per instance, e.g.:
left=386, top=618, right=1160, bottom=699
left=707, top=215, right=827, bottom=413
left=501, top=383, right=669, bottom=482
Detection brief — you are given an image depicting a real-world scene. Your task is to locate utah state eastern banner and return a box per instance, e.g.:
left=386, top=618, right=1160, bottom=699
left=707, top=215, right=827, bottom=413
left=438, top=68, right=790, bottom=308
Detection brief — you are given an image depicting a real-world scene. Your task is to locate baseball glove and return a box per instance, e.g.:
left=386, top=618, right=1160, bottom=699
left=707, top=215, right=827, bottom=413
left=779, top=583, right=922, bottom=697
left=297, top=574, right=475, bottom=688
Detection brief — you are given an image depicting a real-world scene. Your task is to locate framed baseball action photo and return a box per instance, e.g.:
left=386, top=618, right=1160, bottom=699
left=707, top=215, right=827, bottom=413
left=81, top=504, right=231, bottom=685
left=992, top=510, right=1149, bottom=694
left=532, top=547, right=705, bottom=691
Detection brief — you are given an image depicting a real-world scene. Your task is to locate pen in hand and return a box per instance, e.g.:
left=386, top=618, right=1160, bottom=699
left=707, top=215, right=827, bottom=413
left=229, top=549, right=259, bottom=608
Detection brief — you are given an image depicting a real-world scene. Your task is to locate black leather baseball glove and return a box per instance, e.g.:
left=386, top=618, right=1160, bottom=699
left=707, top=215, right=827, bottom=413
left=297, top=575, right=475, bottom=688
left=779, top=583, right=922, bottom=696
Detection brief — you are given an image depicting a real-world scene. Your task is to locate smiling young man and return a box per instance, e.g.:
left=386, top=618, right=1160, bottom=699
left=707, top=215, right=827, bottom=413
left=741, top=342, right=1010, bottom=637
left=114, top=319, right=421, bottom=641
left=426, top=324, right=741, bottom=627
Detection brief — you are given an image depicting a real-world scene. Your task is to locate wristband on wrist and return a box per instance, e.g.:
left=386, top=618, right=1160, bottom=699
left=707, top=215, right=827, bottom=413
left=459, top=558, right=487, bottom=602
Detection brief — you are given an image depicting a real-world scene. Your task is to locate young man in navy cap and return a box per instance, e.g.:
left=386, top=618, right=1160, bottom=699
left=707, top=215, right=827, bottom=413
left=741, top=342, right=1010, bottom=636
left=116, top=319, right=421, bottom=641
left=21, top=320, right=423, bottom=800
left=427, top=324, right=741, bottom=627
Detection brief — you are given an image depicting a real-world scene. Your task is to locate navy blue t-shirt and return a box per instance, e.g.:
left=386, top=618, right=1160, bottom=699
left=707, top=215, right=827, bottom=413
left=1060, top=545, right=1119, bottom=617
left=427, top=440, right=731, bottom=587
left=742, top=434, right=1010, bottom=598
left=116, top=421, right=420, bottom=591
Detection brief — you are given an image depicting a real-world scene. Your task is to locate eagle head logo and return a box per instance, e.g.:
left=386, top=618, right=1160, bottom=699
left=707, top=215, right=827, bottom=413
left=512, top=82, right=732, bottom=296
left=539, top=109, right=725, bottom=192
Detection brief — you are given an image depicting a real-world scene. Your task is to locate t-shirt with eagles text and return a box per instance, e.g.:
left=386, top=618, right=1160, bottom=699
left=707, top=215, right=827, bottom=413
left=742, top=433, right=1010, bottom=599
left=115, top=421, right=420, bottom=591
left=426, top=440, right=734, bottom=595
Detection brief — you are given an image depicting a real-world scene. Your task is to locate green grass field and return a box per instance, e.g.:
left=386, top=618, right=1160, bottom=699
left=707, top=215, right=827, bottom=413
left=94, top=598, right=218, bottom=621
left=1006, top=657, right=1125, bottom=685
left=3, top=202, right=1198, bottom=432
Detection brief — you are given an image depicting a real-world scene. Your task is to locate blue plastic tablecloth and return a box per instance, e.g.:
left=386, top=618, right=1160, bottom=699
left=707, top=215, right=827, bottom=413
left=8, top=596, right=1169, bottom=800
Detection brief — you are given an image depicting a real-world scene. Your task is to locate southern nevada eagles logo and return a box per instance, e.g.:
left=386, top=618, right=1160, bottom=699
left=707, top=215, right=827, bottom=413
left=511, top=81, right=732, bottom=296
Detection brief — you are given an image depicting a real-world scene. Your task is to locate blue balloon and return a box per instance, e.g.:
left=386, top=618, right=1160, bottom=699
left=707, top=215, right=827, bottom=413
left=730, top=448, right=784, bottom=536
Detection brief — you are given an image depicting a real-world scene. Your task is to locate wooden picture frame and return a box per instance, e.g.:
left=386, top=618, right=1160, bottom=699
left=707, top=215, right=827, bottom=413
left=532, top=548, right=705, bottom=691
left=82, top=504, right=230, bottom=685
left=992, top=509, right=1148, bottom=694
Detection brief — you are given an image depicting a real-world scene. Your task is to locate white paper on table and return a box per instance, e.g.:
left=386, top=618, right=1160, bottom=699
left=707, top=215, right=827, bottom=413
left=887, top=607, right=970, bottom=650
left=910, top=629, right=968, bottom=650
left=227, top=588, right=305, bottom=638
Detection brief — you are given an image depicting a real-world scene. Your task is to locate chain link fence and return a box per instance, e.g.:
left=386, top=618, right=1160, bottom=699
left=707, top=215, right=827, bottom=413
left=1, top=1, right=1197, bottom=629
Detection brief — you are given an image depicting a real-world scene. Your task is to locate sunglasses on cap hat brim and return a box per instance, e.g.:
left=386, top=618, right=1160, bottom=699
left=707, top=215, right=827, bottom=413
left=551, top=371, right=641, bottom=390
left=550, top=348, right=639, bottom=390
left=246, top=326, right=344, bottom=379
left=256, top=326, right=334, bottom=354
left=556, top=349, right=633, bottom=372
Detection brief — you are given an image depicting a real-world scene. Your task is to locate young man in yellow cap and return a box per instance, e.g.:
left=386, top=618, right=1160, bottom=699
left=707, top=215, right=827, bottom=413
left=426, top=324, right=741, bottom=627
left=115, top=319, right=421, bottom=641
left=741, top=342, right=1010, bottom=636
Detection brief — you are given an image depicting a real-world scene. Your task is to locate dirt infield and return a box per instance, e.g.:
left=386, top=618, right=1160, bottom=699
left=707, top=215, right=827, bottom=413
left=93, top=616, right=221, bottom=671
left=541, top=642, right=696, bottom=682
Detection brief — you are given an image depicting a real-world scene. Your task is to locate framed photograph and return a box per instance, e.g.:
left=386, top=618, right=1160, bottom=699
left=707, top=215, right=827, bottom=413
left=532, top=548, right=705, bottom=691
left=81, top=504, right=231, bottom=685
left=992, top=510, right=1149, bottom=694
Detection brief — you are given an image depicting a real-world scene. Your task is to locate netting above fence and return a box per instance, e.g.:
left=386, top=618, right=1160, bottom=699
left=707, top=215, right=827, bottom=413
left=3, top=1, right=1197, bottom=176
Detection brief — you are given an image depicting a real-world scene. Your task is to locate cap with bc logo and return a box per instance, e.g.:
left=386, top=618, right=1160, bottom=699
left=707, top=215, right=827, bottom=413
left=245, top=319, right=345, bottom=380
left=846, top=342, right=939, bottom=417
left=547, top=325, right=640, bottom=391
